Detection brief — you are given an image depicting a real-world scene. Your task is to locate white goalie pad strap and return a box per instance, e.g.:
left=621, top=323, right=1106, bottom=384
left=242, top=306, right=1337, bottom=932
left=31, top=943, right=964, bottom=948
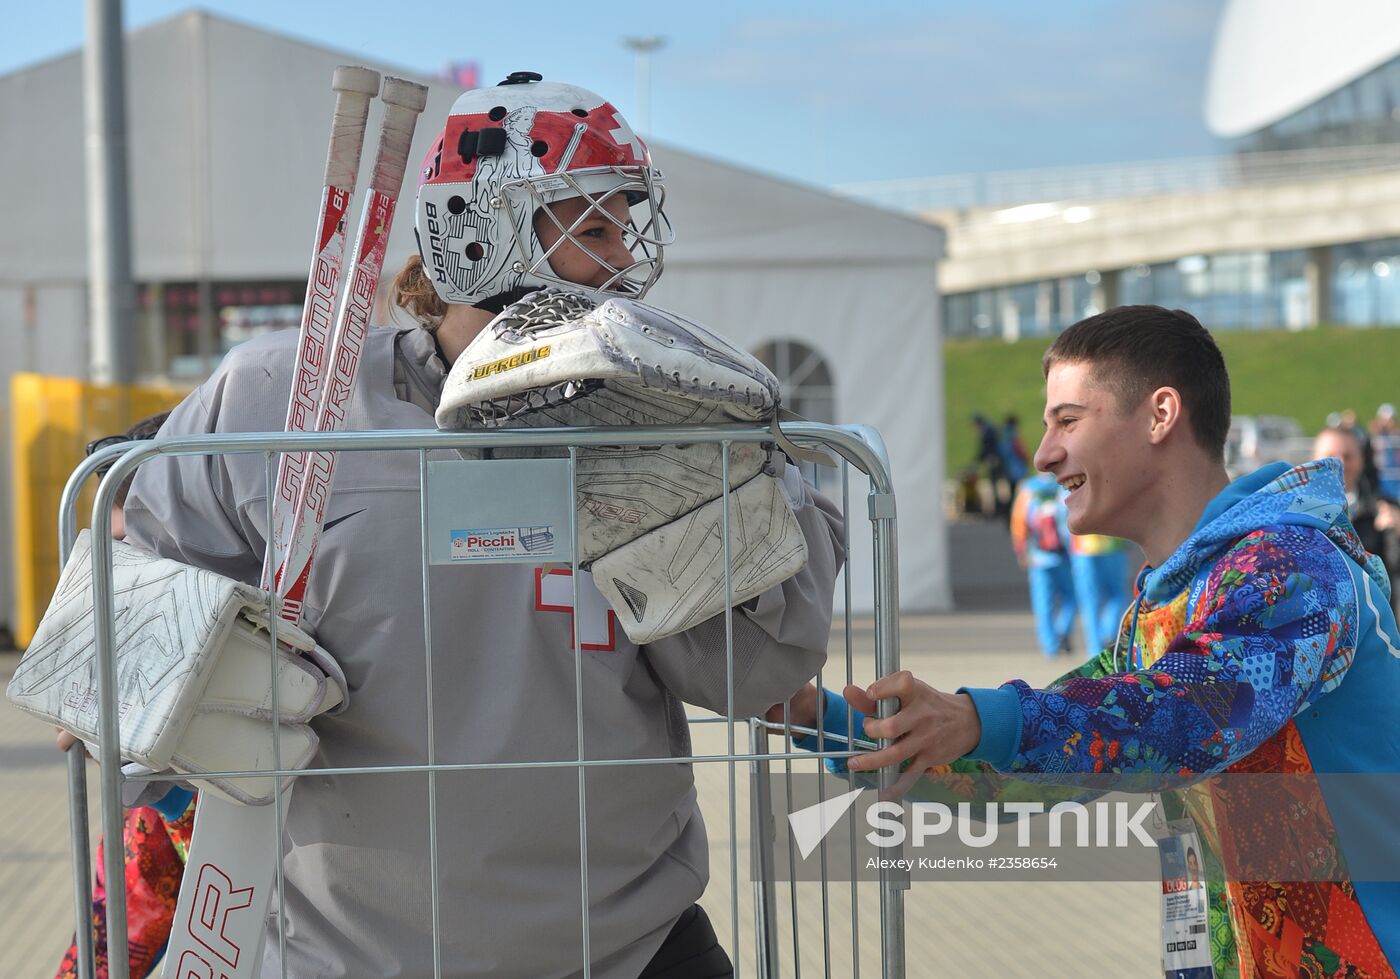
left=117, top=714, right=321, bottom=808
left=5, top=531, right=346, bottom=806
left=171, top=711, right=320, bottom=807
left=163, top=616, right=343, bottom=806
left=435, top=289, right=781, bottom=430
left=195, top=612, right=346, bottom=723
left=592, top=472, right=808, bottom=644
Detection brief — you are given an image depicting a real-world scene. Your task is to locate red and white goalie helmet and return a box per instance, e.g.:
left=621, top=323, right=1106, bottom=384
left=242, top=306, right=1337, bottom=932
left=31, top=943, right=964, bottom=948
left=414, top=71, right=673, bottom=307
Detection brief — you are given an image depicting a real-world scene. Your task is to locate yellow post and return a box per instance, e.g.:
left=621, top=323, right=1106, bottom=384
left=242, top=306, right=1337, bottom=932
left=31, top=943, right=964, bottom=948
left=9, top=373, right=185, bottom=646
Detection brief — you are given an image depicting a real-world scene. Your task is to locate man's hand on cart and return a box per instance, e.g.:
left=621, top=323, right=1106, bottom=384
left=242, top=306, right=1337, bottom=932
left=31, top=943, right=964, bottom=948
left=843, top=671, right=982, bottom=799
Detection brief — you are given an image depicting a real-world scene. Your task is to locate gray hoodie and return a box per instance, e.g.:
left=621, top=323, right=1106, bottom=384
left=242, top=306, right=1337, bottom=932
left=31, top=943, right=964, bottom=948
left=123, top=324, right=844, bottom=979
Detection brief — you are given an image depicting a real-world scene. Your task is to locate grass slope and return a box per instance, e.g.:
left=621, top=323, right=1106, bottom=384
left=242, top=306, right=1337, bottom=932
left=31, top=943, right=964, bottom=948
left=943, top=326, right=1400, bottom=472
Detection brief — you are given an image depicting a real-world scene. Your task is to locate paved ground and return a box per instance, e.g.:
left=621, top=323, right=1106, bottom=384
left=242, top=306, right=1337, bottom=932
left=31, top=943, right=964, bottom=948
left=2, top=650, right=102, bottom=977
left=0, top=609, right=1159, bottom=978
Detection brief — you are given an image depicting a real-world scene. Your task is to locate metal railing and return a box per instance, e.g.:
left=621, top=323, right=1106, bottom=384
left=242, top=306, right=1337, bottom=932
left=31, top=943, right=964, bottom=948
left=835, top=141, right=1400, bottom=213
left=60, top=422, right=905, bottom=979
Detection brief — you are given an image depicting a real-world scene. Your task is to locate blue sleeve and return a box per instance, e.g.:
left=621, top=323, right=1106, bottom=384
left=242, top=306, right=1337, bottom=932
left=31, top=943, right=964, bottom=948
left=958, top=685, right=1024, bottom=770
left=789, top=688, right=865, bottom=774
left=792, top=688, right=863, bottom=749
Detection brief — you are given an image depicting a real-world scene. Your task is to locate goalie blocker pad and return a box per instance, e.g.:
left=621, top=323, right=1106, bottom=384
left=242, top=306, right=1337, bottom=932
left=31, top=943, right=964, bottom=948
left=436, top=289, right=812, bottom=642
left=6, top=531, right=346, bottom=806
left=593, top=471, right=807, bottom=644
left=460, top=383, right=774, bottom=562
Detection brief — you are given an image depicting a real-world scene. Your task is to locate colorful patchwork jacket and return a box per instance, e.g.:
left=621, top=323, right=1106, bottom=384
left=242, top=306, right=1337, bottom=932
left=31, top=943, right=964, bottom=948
left=809, top=461, right=1400, bottom=977
left=56, top=788, right=195, bottom=979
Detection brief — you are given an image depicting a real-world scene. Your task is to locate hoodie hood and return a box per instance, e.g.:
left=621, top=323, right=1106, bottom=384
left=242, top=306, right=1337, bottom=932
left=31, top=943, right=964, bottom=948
left=1142, top=459, right=1387, bottom=604
left=392, top=325, right=449, bottom=415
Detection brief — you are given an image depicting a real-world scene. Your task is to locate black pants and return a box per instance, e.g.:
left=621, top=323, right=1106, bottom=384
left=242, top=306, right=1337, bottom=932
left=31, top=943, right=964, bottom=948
left=638, top=905, right=733, bottom=979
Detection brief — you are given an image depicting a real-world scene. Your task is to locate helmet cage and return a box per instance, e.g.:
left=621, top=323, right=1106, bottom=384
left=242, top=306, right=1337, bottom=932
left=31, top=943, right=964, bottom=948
left=499, top=163, right=673, bottom=298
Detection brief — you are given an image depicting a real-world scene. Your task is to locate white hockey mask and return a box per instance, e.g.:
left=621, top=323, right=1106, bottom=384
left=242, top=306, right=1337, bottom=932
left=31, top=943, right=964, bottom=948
left=414, top=73, right=673, bottom=307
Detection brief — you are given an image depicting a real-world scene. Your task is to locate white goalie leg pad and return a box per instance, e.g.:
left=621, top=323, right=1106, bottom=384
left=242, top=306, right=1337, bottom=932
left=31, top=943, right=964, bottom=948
left=592, top=472, right=808, bottom=644
left=6, top=530, right=347, bottom=806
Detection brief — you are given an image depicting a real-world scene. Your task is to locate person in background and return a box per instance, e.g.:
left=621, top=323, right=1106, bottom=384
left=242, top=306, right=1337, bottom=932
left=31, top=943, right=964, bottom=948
left=1009, top=472, right=1076, bottom=658
left=1370, top=403, right=1400, bottom=500
left=1313, top=424, right=1399, bottom=607
left=1340, top=408, right=1381, bottom=493
left=1067, top=532, right=1131, bottom=657
left=999, top=413, right=1029, bottom=492
left=973, top=413, right=1011, bottom=519
left=956, top=466, right=983, bottom=518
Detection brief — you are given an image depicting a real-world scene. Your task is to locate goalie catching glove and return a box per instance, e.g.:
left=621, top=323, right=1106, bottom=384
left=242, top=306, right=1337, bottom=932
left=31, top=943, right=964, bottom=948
left=6, top=531, right=347, bottom=806
left=436, top=289, right=809, bottom=642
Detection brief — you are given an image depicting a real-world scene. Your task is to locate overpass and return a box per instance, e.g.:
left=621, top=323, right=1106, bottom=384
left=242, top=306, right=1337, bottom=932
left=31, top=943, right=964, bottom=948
left=839, top=144, right=1400, bottom=326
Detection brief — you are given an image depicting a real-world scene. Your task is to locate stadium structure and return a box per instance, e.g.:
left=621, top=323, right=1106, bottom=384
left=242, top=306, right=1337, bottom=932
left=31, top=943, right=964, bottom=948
left=839, top=0, right=1400, bottom=340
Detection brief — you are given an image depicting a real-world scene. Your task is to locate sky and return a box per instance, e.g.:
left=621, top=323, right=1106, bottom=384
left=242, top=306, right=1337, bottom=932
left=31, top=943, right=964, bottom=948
left=3, top=1, right=1226, bottom=190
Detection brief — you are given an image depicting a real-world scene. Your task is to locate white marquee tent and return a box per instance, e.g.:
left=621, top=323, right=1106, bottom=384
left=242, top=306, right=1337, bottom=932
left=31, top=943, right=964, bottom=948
left=0, top=11, right=949, bottom=627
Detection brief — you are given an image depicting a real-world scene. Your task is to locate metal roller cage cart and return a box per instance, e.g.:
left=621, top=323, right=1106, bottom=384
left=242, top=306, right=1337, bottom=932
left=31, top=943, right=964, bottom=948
left=59, top=421, right=906, bottom=979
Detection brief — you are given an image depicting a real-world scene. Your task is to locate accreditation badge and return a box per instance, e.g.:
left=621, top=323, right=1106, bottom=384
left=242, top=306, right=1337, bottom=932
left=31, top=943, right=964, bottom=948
left=1157, top=819, right=1214, bottom=979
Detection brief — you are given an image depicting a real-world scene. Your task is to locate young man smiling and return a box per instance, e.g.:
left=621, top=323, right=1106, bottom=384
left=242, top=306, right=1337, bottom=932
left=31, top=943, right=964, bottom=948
left=812, top=306, right=1400, bottom=976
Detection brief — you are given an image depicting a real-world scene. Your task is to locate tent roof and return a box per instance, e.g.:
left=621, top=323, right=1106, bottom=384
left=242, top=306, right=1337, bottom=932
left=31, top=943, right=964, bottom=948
left=1, top=9, right=943, bottom=281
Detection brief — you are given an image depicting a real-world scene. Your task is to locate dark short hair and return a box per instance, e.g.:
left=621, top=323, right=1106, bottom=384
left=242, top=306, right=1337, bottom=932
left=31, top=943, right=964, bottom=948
left=1043, top=306, right=1231, bottom=459
left=124, top=411, right=170, bottom=441
left=87, top=410, right=172, bottom=481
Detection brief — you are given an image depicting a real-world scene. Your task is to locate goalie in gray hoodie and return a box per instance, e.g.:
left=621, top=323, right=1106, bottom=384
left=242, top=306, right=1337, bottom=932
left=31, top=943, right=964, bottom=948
left=123, top=73, right=843, bottom=979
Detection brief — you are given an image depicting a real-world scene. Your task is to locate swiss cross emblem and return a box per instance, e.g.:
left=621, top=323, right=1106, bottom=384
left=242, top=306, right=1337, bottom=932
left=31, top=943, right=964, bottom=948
left=605, top=110, right=645, bottom=162
left=535, top=567, right=618, bottom=651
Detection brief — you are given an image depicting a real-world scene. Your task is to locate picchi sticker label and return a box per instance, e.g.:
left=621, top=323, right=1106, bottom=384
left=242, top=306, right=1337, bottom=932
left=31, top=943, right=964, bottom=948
left=450, top=526, right=556, bottom=561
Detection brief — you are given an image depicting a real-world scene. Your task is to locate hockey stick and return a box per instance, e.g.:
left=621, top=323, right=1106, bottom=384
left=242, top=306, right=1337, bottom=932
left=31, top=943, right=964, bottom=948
left=272, top=75, right=430, bottom=623
left=156, top=74, right=426, bottom=979
left=262, top=65, right=381, bottom=596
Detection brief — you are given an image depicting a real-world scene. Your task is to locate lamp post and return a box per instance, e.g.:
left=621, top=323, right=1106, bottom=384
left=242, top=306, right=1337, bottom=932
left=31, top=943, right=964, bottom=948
left=622, top=35, right=665, bottom=133
left=85, top=0, right=136, bottom=384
